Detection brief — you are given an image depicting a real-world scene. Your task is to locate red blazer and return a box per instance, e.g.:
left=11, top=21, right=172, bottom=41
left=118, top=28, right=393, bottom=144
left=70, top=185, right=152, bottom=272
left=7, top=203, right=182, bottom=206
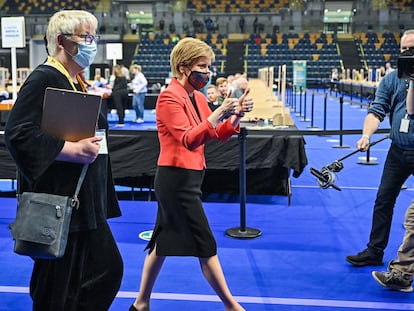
left=156, top=78, right=239, bottom=170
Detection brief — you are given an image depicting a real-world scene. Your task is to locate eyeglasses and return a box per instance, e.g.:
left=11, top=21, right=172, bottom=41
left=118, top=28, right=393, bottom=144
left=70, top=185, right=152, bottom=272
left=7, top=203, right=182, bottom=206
left=62, top=33, right=100, bottom=45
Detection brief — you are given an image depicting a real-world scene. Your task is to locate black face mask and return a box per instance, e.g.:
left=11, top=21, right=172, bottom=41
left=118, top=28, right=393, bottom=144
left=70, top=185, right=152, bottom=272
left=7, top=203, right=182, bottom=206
left=400, top=48, right=414, bottom=57
left=187, top=70, right=210, bottom=90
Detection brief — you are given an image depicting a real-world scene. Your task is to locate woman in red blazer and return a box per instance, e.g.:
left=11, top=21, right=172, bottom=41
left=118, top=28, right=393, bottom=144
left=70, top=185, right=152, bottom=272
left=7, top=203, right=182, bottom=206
left=130, top=37, right=253, bottom=311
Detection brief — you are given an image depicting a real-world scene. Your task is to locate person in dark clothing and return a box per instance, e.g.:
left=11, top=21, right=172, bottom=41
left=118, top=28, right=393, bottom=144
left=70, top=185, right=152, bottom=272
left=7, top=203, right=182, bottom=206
left=239, top=16, right=245, bottom=33
left=111, top=64, right=129, bottom=126
left=253, top=17, right=259, bottom=33
left=4, top=10, right=123, bottom=310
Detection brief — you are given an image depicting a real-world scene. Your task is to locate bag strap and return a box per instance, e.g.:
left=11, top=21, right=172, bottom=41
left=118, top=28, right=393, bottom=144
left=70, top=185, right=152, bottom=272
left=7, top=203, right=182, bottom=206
left=74, top=164, right=89, bottom=197
left=71, top=164, right=89, bottom=210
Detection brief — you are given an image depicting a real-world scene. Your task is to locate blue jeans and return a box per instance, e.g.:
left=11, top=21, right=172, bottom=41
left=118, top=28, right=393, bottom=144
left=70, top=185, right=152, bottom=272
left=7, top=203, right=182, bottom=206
left=132, top=92, right=146, bottom=120
left=367, top=143, right=414, bottom=256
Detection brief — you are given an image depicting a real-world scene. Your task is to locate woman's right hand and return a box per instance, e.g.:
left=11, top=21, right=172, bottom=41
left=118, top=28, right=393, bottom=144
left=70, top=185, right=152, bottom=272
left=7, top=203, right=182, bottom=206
left=218, top=96, right=240, bottom=120
left=207, top=90, right=239, bottom=127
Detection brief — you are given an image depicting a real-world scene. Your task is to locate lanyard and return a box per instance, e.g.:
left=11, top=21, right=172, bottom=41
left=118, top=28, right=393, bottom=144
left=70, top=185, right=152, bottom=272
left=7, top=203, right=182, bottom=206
left=46, top=56, right=86, bottom=92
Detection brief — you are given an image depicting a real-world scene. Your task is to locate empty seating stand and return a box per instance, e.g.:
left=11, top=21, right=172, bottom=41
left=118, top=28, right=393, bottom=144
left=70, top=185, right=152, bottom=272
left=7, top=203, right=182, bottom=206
left=1, top=0, right=98, bottom=15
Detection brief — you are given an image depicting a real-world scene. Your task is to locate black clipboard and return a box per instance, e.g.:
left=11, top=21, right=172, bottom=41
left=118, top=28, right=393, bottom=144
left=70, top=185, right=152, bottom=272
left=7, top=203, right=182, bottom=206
left=41, top=87, right=102, bottom=142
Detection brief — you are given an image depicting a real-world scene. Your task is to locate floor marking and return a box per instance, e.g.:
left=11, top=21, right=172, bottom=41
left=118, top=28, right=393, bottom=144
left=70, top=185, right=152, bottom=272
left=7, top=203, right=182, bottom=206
left=1, top=286, right=413, bottom=310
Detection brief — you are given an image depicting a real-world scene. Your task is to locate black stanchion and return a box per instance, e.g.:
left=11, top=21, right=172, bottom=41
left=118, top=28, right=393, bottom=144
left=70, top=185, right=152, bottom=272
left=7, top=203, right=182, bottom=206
left=226, top=128, right=262, bottom=239
left=297, top=86, right=303, bottom=117
left=323, top=92, right=328, bottom=132
left=301, top=89, right=310, bottom=122
left=307, top=91, right=319, bottom=129
left=357, top=147, right=379, bottom=165
left=333, top=96, right=350, bottom=148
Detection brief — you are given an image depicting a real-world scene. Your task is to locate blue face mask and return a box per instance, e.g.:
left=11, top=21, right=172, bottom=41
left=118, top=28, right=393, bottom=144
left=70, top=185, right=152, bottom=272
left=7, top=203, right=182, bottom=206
left=71, top=41, right=97, bottom=68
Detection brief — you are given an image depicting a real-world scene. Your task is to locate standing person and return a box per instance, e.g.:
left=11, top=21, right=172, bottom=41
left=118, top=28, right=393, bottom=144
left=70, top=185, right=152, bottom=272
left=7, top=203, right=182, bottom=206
left=110, top=64, right=129, bottom=126
left=4, top=10, right=123, bottom=310
left=130, top=64, right=148, bottom=123
left=371, top=77, right=414, bottom=293
left=239, top=16, right=245, bottom=33
left=216, top=77, right=228, bottom=105
left=330, top=68, right=339, bottom=92
left=346, top=29, right=414, bottom=267
left=129, top=37, right=253, bottom=311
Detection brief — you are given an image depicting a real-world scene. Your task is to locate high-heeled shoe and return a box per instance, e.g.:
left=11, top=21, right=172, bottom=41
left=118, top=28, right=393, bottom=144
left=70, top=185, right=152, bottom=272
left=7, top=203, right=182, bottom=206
left=129, top=304, right=138, bottom=311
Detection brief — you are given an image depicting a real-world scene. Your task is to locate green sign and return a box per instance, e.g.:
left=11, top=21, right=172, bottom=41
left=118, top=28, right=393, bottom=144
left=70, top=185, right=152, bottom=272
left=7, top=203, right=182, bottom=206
left=293, top=60, right=307, bottom=90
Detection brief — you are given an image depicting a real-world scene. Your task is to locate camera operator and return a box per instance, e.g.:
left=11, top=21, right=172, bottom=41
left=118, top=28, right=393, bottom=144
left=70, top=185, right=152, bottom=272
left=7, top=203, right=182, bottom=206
left=346, top=29, right=414, bottom=268
left=370, top=48, right=414, bottom=293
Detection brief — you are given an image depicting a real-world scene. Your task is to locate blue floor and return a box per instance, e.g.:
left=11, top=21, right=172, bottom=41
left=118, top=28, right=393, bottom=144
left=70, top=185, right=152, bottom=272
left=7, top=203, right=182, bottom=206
left=1, top=90, right=414, bottom=310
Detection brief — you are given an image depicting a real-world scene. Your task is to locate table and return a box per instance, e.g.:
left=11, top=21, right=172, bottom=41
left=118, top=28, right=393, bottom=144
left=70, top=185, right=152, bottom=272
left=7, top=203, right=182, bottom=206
left=0, top=128, right=308, bottom=200
left=108, top=128, right=308, bottom=199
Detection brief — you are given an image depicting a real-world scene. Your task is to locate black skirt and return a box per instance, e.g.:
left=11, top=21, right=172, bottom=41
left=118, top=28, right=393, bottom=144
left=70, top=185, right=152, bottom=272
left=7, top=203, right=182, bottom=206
left=146, top=166, right=217, bottom=257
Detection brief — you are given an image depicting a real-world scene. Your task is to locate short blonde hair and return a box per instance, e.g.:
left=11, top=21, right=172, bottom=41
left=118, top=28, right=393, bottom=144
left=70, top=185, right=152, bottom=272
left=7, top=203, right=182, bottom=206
left=216, top=77, right=227, bottom=86
left=132, top=64, right=142, bottom=72
left=46, top=10, right=98, bottom=56
left=170, top=37, right=215, bottom=77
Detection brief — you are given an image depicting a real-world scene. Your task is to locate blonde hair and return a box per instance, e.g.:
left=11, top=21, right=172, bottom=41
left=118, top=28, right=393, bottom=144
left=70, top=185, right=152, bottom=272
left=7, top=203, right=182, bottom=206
left=131, top=64, right=142, bottom=72
left=46, top=10, right=98, bottom=56
left=170, top=37, right=215, bottom=77
left=216, top=77, right=227, bottom=86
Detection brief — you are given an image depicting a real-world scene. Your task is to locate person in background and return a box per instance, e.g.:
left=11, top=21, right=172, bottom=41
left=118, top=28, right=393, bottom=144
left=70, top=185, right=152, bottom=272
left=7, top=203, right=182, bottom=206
left=226, top=74, right=235, bottom=94
left=0, top=88, right=9, bottom=101
left=129, top=37, right=253, bottom=311
left=216, top=77, right=228, bottom=105
left=371, top=74, right=414, bottom=293
left=231, top=77, right=249, bottom=99
left=130, top=64, right=148, bottom=123
left=346, top=29, right=414, bottom=267
left=206, top=84, right=220, bottom=111
left=120, top=63, right=130, bottom=81
left=92, top=73, right=107, bottom=88
left=385, top=62, right=395, bottom=75
left=110, top=64, right=129, bottom=126
left=4, top=10, right=123, bottom=310
left=330, top=68, right=339, bottom=92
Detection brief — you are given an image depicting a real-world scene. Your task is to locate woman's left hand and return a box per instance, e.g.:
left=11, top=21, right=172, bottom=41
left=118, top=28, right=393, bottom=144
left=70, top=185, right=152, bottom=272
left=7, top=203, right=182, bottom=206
left=236, top=88, right=254, bottom=116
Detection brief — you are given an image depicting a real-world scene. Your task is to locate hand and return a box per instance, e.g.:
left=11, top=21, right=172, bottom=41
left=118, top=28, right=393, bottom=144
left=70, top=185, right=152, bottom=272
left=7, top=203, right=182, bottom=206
left=238, top=88, right=254, bottom=114
left=218, top=90, right=240, bottom=120
left=75, top=136, right=102, bottom=164
left=234, top=88, right=253, bottom=117
left=356, top=135, right=370, bottom=151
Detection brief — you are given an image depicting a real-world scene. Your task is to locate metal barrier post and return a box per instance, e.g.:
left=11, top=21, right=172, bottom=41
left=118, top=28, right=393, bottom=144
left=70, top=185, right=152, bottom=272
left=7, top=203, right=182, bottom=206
left=333, top=96, right=350, bottom=148
left=307, top=91, right=319, bottom=129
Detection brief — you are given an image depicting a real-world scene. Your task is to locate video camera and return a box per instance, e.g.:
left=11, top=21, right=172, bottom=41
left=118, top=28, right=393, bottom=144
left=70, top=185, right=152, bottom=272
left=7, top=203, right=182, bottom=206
left=398, top=48, right=414, bottom=79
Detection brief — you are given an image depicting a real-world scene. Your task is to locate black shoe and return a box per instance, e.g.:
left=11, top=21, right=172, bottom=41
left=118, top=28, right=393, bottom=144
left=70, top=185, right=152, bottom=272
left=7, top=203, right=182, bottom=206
left=346, top=249, right=383, bottom=266
left=129, top=304, right=138, bottom=311
left=372, top=271, right=413, bottom=292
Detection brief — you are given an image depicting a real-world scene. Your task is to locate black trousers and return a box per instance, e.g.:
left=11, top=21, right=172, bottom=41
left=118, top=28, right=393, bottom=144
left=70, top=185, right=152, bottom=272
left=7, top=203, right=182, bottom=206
left=30, top=222, right=123, bottom=311
left=112, top=90, right=128, bottom=124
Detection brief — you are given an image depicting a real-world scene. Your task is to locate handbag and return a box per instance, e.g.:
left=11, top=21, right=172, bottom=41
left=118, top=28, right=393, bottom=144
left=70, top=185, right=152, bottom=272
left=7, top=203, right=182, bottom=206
left=10, top=164, right=88, bottom=259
